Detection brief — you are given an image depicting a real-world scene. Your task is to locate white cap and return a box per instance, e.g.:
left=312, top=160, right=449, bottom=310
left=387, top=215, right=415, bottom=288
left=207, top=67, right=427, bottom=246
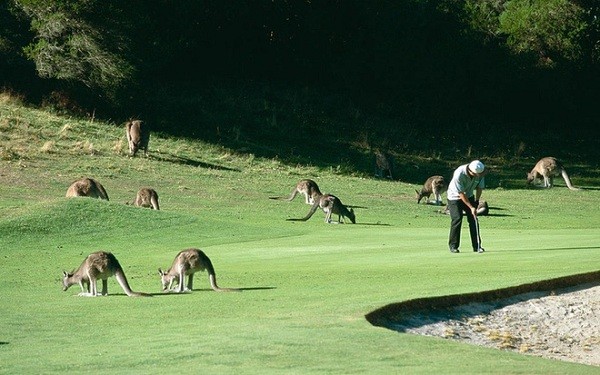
left=468, top=160, right=485, bottom=174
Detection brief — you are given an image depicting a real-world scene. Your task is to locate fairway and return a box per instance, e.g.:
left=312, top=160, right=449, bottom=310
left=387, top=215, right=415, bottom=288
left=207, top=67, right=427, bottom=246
left=1, top=100, right=599, bottom=374
left=1, top=193, right=599, bottom=374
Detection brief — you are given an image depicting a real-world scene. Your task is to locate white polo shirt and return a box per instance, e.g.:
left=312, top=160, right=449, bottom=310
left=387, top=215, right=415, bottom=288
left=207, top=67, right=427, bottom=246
left=447, top=164, right=485, bottom=201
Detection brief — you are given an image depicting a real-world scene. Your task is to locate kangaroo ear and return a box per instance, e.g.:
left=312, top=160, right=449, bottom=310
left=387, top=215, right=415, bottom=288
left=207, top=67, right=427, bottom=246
left=158, top=268, right=163, bottom=276
left=63, top=271, right=68, bottom=277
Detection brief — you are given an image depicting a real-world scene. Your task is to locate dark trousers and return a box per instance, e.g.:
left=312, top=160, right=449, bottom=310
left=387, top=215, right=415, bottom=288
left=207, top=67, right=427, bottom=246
left=448, top=198, right=480, bottom=250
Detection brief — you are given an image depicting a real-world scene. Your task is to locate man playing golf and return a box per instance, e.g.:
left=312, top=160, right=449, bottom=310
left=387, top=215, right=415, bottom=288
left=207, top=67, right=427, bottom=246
left=447, top=160, right=486, bottom=253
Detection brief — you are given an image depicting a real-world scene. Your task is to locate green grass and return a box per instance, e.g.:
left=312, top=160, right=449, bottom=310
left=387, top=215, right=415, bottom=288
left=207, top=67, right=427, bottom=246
left=1, top=94, right=599, bottom=373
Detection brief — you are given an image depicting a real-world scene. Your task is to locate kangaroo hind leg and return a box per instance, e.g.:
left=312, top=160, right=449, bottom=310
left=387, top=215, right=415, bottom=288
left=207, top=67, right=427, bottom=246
left=84, top=278, right=98, bottom=297
left=177, top=271, right=186, bottom=293
left=186, top=273, right=194, bottom=292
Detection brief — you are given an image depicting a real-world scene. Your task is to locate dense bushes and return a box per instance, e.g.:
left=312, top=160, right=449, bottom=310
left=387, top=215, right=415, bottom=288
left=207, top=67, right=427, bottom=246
left=1, top=1, right=598, bottom=159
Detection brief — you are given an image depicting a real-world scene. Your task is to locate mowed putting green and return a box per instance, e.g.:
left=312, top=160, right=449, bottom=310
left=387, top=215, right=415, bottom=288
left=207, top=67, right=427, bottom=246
left=1, top=100, right=599, bottom=373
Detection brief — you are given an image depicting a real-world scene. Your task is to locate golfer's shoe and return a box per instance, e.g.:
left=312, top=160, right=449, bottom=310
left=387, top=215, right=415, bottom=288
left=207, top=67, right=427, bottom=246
left=450, top=248, right=460, bottom=253
left=474, top=248, right=485, bottom=253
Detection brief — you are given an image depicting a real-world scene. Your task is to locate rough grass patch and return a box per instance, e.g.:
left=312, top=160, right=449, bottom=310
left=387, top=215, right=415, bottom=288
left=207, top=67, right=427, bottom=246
left=40, top=141, right=55, bottom=153
left=59, top=124, right=72, bottom=139
left=0, top=146, right=21, bottom=161
left=113, top=139, right=124, bottom=154
left=73, top=140, right=98, bottom=155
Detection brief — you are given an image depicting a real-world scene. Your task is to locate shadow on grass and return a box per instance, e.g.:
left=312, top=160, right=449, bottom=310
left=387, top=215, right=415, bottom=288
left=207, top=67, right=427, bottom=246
left=506, top=246, right=600, bottom=253
left=151, top=151, right=240, bottom=172
left=143, top=286, right=277, bottom=296
left=354, top=222, right=393, bottom=226
left=285, top=218, right=391, bottom=226
left=365, top=271, right=600, bottom=332
left=194, top=286, right=276, bottom=292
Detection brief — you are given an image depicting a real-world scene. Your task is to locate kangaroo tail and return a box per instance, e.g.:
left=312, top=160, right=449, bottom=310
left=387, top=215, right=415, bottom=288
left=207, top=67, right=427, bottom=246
left=287, top=201, right=319, bottom=221
left=205, top=259, right=238, bottom=292
left=207, top=273, right=239, bottom=292
left=286, top=188, right=299, bottom=202
left=561, top=169, right=580, bottom=191
left=268, top=187, right=299, bottom=202
left=115, top=269, right=152, bottom=297
left=268, top=196, right=288, bottom=201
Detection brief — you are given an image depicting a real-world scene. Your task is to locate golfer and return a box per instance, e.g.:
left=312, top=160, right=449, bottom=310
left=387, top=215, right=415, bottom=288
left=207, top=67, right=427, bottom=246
left=447, top=160, right=486, bottom=253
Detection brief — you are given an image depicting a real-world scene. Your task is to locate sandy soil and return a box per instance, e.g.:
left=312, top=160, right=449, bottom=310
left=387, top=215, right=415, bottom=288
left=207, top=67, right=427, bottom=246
left=401, top=284, right=600, bottom=366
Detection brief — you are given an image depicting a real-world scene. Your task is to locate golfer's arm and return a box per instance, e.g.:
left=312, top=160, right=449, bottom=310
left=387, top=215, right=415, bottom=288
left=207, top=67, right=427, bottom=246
left=459, top=192, right=475, bottom=210
left=475, top=187, right=482, bottom=201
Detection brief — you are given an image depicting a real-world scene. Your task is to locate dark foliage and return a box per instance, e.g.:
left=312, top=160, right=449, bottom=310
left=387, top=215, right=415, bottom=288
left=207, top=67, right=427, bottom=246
left=2, top=0, right=599, bottom=167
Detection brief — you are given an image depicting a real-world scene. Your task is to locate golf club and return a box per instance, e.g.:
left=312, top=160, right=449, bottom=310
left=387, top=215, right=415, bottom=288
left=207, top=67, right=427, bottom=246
left=474, top=214, right=483, bottom=252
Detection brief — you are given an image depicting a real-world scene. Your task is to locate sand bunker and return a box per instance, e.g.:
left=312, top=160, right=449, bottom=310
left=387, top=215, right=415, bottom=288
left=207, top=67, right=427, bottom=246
left=366, top=272, right=599, bottom=366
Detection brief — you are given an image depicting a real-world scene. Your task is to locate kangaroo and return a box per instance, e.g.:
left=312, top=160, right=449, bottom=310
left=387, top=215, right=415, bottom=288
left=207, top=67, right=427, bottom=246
left=527, top=157, right=579, bottom=190
left=65, top=178, right=109, bottom=201
left=62, top=251, right=151, bottom=297
left=374, top=149, right=394, bottom=179
left=125, top=119, right=150, bottom=157
left=416, top=175, right=446, bottom=205
left=270, top=179, right=322, bottom=205
left=158, top=248, right=238, bottom=293
left=292, top=194, right=356, bottom=224
left=134, top=188, right=160, bottom=210
left=475, top=200, right=489, bottom=215
left=439, top=200, right=489, bottom=216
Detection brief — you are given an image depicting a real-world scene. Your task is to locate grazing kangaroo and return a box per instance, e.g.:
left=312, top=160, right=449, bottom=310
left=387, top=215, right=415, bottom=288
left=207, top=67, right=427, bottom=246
left=270, top=179, right=322, bottom=205
left=134, top=188, right=160, bottom=210
left=527, top=157, right=579, bottom=190
left=65, top=178, right=109, bottom=201
left=292, top=194, right=356, bottom=224
left=62, top=251, right=151, bottom=297
left=374, top=149, right=394, bottom=179
left=475, top=200, right=489, bottom=215
left=158, top=248, right=237, bottom=293
left=416, top=175, right=446, bottom=205
left=125, top=119, right=150, bottom=157
left=439, top=200, right=489, bottom=216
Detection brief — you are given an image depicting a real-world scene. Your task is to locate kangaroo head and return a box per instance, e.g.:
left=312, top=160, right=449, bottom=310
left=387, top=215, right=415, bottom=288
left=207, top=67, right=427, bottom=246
left=158, top=268, right=174, bottom=291
left=526, top=172, right=535, bottom=185
left=347, top=208, right=356, bottom=224
left=415, top=189, right=425, bottom=204
left=62, top=271, right=73, bottom=291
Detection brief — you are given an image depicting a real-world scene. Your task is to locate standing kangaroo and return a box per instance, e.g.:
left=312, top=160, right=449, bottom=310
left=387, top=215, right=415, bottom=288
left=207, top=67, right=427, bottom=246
left=158, top=248, right=237, bottom=293
left=125, top=119, right=150, bottom=157
left=134, top=188, right=160, bottom=210
left=416, top=175, right=446, bottom=205
left=270, top=179, right=322, bottom=205
left=290, top=194, right=356, bottom=224
left=65, top=178, right=109, bottom=201
left=62, top=251, right=151, bottom=297
left=527, top=157, right=579, bottom=190
left=374, top=149, right=394, bottom=179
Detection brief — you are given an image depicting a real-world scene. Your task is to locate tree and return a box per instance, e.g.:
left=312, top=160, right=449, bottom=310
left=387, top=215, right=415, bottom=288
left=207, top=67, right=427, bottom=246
left=464, top=0, right=588, bottom=66
left=499, top=0, right=587, bottom=65
left=13, top=0, right=133, bottom=95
